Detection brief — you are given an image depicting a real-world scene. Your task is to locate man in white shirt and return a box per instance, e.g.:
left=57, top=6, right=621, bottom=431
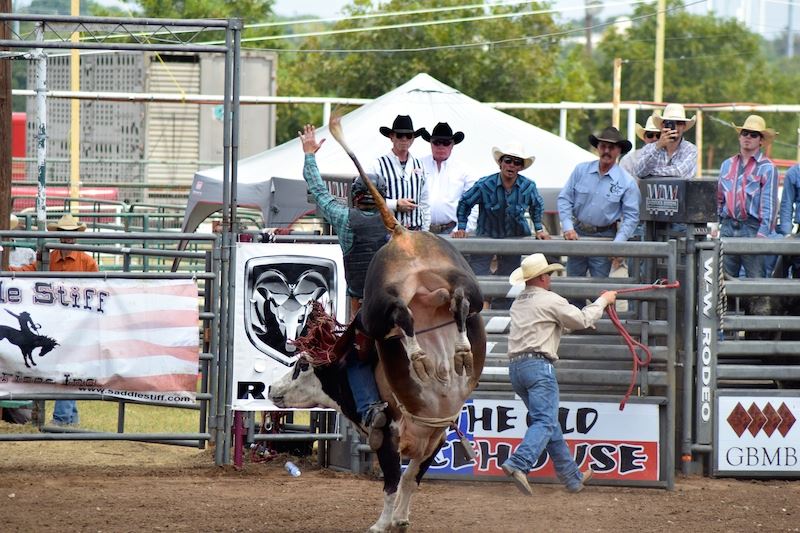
left=419, top=122, right=477, bottom=235
left=370, top=115, right=429, bottom=231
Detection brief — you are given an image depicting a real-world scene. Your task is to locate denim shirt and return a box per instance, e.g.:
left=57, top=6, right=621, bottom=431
left=557, top=160, right=640, bottom=242
left=779, top=164, right=800, bottom=235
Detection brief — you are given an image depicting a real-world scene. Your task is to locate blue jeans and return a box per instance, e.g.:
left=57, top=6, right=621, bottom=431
left=502, top=358, right=583, bottom=490
left=469, top=253, right=520, bottom=310
left=346, top=354, right=380, bottom=423
left=720, top=218, right=764, bottom=278
left=53, top=400, right=79, bottom=425
left=566, top=227, right=615, bottom=279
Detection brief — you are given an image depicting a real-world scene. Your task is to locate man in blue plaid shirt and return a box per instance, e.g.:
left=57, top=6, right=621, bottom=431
left=454, top=143, right=549, bottom=303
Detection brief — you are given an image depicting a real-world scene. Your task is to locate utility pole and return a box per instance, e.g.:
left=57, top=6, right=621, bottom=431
left=612, top=58, right=622, bottom=129
left=788, top=0, right=795, bottom=58
left=654, top=0, right=666, bottom=103
left=584, top=0, right=602, bottom=57
left=70, top=0, right=80, bottom=204
left=1, top=0, right=12, bottom=270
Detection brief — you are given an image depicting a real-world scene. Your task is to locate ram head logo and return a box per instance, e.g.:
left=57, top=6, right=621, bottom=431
left=244, top=256, right=337, bottom=367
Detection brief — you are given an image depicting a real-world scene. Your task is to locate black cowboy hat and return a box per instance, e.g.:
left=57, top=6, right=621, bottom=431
left=588, top=126, right=632, bottom=155
left=379, top=115, right=425, bottom=138
left=420, top=122, right=465, bottom=144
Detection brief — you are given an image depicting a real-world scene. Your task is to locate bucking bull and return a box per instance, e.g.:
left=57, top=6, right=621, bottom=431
left=268, top=116, right=487, bottom=532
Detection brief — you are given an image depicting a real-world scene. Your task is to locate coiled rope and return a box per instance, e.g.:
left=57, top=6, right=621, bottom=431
left=605, top=279, right=680, bottom=411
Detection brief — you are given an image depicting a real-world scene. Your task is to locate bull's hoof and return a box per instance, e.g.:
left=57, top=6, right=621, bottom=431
left=410, top=351, right=432, bottom=382
left=390, top=520, right=410, bottom=532
left=367, top=523, right=390, bottom=533
left=453, top=347, right=473, bottom=377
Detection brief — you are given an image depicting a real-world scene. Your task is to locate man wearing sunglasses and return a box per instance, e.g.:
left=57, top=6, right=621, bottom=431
left=455, top=143, right=549, bottom=306
left=634, top=103, right=698, bottom=180
left=716, top=115, right=779, bottom=278
left=419, top=122, right=477, bottom=235
left=619, top=114, right=660, bottom=178
left=371, top=114, right=430, bottom=232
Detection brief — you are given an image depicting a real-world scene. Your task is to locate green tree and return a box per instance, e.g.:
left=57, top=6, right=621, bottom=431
left=590, top=0, right=798, bottom=169
left=122, top=0, right=274, bottom=20
left=276, top=0, right=595, bottom=144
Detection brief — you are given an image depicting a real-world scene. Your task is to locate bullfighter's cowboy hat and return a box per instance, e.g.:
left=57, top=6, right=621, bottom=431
left=635, top=115, right=660, bottom=141
left=379, top=115, right=425, bottom=138
left=652, top=103, right=696, bottom=130
left=509, top=253, right=565, bottom=285
left=492, top=142, right=535, bottom=170
left=589, top=126, right=632, bottom=155
left=734, top=115, right=777, bottom=143
left=420, top=122, right=465, bottom=144
left=47, top=213, right=87, bottom=232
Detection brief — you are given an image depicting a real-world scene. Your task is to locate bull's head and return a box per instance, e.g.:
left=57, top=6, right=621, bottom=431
left=268, top=354, right=338, bottom=410
left=250, top=269, right=329, bottom=352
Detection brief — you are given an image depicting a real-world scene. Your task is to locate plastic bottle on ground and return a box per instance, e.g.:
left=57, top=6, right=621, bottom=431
left=284, top=461, right=301, bottom=477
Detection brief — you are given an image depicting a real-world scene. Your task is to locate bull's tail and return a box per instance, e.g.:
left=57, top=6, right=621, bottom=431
left=328, top=114, right=402, bottom=234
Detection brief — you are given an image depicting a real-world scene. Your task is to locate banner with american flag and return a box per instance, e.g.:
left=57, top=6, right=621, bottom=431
left=0, top=278, right=200, bottom=405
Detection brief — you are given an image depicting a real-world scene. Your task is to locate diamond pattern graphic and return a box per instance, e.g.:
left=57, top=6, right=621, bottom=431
left=727, top=401, right=796, bottom=438
left=778, top=403, right=796, bottom=437
left=727, top=402, right=751, bottom=437
left=762, top=403, right=781, bottom=437
left=747, top=403, right=767, bottom=437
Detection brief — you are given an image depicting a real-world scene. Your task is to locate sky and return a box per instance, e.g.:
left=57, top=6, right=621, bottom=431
left=270, top=0, right=800, bottom=39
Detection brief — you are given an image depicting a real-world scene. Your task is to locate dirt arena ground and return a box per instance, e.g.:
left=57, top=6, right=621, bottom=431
left=1, top=437, right=798, bottom=533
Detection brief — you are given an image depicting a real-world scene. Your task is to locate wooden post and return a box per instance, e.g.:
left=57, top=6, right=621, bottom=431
left=654, top=0, right=665, bottom=103
left=612, top=57, right=622, bottom=129
left=0, top=0, right=12, bottom=270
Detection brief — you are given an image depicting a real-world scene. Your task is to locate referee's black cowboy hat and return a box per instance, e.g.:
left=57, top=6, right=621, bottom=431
left=588, top=126, right=632, bottom=155
left=420, top=122, right=465, bottom=144
left=379, top=115, right=425, bottom=138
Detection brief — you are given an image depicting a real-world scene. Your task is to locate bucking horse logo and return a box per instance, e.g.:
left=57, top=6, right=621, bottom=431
left=0, top=309, right=59, bottom=368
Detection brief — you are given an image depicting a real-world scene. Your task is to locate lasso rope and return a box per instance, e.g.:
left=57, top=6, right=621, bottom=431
left=605, top=279, right=680, bottom=411
left=393, top=393, right=461, bottom=428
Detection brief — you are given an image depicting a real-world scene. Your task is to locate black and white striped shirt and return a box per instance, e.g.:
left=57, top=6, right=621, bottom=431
left=371, top=152, right=430, bottom=231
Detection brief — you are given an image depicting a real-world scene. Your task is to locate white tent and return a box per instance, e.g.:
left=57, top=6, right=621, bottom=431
left=182, top=73, right=596, bottom=232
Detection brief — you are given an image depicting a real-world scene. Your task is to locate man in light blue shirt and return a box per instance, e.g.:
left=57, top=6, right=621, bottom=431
left=777, top=163, right=800, bottom=277
left=558, top=126, right=641, bottom=280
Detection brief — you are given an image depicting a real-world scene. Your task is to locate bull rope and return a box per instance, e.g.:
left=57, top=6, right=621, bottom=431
left=392, top=393, right=461, bottom=429
left=605, top=278, right=680, bottom=411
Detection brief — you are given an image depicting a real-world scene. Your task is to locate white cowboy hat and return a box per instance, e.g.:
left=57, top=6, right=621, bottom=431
left=47, top=213, right=87, bottom=232
left=652, top=103, right=696, bottom=130
left=635, top=115, right=660, bottom=141
left=9, top=214, right=20, bottom=229
left=492, top=142, right=535, bottom=170
left=734, top=115, right=777, bottom=143
left=508, top=253, right=565, bottom=285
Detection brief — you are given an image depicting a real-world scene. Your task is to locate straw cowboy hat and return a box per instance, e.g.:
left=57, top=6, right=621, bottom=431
left=379, top=114, right=425, bottom=138
left=734, top=115, right=777, bottom=143
left=635, top=115, right=660, bottom=141
left=652, top=103, right=696, bottom=130
left=588, top=126, right=632, bottom=155
left=508, top=253, right=565, bottom=285
left=492, top=142, right=535, bottom=170
left=47, top=213, right=87, bottom=231
left=420, top=122, right=465, bottom=144
left=9, top=214, right=20, bottom=229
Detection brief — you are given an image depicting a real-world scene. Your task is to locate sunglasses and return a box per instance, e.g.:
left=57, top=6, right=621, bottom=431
left=740, top=129, right=762, bottom=139
left=501, top=156, right=525, bottom=167
left=432, top=139, right=454, bottom=147
left=644, top=132, right=661, bottom=140
left=394, top=132, right=414, bottom=140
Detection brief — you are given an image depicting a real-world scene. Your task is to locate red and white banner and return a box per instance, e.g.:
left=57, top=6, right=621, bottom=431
left=0, top=278, right=199, bottom=405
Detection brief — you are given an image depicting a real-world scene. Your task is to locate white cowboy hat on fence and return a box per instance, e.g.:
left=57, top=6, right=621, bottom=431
left=652, top=103, right=696, bottom=130
left=635, top=115, right=660, bottom=141
left=734, top=114, right=777, bottom=143
left=47, top=213, right=87, bottom=232
left=508, top=253, right=565, bottom=285
left=492, top=142, right=535, bottom=170
left=10, top=214, right=20, bottom=229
